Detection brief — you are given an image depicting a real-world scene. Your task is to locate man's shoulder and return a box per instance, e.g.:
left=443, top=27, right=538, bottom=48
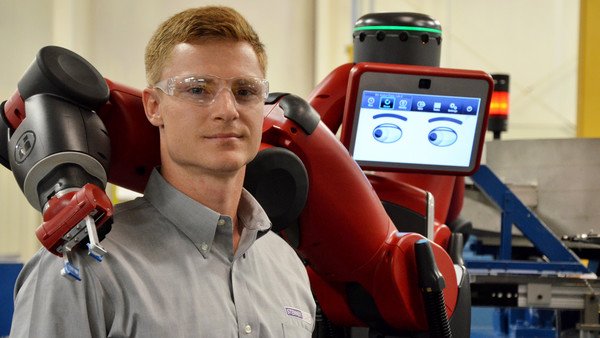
left=257, top=230, right=292, bottom=248
left=17, top=197, right=161, bottom=283
left=14, top=245, right=103, bottom=301
left=109, top=197, right=163, bottom=237
left=17, top=247, right=63, bottom=283
left=254, top=230, right=304, bottom=264
left=113, top=197, right=150, bottom=216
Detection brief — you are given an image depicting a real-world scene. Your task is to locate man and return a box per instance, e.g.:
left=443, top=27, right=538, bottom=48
left=11, top=6, right=315, bottom=337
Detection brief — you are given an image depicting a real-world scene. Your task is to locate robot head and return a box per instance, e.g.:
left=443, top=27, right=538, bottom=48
left=353, top=12, right=442, bottom=67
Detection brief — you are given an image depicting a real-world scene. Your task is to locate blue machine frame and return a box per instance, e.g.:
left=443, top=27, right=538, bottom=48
left=1, top=263, right=23, bottom=336
left=467, top=164, right=589, bottom=274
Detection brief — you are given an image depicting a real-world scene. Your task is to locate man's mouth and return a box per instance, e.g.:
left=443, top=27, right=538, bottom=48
left=206, top=132, right=242, bottom=139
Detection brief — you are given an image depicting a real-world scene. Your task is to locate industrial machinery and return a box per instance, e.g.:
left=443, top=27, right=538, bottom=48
left=464, top=140, right=600, bottom=337
left=0, top=12, right=496, bottom=338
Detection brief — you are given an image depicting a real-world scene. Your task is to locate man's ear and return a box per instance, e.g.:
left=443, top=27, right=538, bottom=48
left=142, top=88, right=164, bottom=127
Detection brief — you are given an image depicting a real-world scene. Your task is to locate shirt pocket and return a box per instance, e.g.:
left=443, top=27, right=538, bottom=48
left=281, top=322, right=312, bottom=338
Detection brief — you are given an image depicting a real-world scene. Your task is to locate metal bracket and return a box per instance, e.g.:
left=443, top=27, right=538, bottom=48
left=526, top=283, right=552, bottom=307
left=577, top=293, right=600, bottom=337
left=467, top=164, right=589, bottom=274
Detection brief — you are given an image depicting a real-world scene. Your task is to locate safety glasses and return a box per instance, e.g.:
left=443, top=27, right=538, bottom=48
left=154, top=74, right=269, bottom=107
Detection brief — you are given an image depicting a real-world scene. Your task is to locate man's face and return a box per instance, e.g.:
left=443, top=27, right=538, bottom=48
left=147, top=41, right=265, bottom=178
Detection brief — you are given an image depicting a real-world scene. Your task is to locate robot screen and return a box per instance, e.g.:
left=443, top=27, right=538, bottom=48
left=341, top=63, right=493, bottom=176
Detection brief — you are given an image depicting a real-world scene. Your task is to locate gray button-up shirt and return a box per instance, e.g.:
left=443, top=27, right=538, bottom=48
left=11, top=170, right=316, bottom=337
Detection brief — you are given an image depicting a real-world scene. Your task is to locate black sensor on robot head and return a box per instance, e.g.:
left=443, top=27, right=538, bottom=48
left=353, top=12, right=442, bottom=67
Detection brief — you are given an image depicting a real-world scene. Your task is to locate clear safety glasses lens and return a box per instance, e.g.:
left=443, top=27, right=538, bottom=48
left=154, top=75, right=269, bottom=107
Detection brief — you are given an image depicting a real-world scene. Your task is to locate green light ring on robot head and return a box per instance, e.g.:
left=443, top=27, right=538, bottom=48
left=353, top=25, right=442, bottom=35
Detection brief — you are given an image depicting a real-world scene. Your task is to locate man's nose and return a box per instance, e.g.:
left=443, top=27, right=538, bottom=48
left=211, top=88, right=239, bottom=120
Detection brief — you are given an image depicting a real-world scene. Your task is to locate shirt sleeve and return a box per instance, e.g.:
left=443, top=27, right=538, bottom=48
left=10, top=249, right=111, bottom=338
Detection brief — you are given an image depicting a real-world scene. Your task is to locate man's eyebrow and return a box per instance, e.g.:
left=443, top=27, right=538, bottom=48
left=428, top=117, right=462, bottom=124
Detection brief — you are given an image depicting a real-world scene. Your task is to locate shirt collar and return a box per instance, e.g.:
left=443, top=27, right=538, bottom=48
left=235, top=189, right=272, bottom=256
left=143, top=169, right=271, bottom=258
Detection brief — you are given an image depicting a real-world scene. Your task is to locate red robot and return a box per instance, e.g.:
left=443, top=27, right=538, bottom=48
left=309, top=12, right=473, bottom=250
left=1, top=13, right=492, bottom=336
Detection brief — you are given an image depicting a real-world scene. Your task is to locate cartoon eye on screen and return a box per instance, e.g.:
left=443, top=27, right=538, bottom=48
left=427, top=116, right=464, bottom=148
left=372, top=111, right=406, bottom=143
left=429, top=126, right=457, bottom=147
left=373, top=122, right=403, bottom=143
left=341, top=63, right=493, bottom=175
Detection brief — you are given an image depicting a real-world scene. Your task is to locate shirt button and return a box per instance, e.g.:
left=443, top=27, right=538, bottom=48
left=244, top=324, right=252, bottom=334
left=217, top=219, right=226, bottom=226
left=200, top=242, right=208, bottom=251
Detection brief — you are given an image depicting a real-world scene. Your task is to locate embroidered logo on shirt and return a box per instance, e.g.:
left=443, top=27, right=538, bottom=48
left=284, top=306, right=313, bottom=325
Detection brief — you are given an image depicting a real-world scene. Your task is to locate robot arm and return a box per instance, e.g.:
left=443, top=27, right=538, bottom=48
left=251, top=94, right=459, bottom=334
left=1, top=46, right=113, bottom=280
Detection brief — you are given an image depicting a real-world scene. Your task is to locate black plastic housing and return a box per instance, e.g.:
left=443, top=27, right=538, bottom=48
left=353, top=12, right=442, bottom=67
left=18, top=46, right=109, bottom=110
left=8, top=94, right=110, bottom=210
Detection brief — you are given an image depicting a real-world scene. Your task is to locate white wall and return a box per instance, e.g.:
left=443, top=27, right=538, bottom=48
left=0, top=1, right=54, bottom=262
left=0, top=0, right=580, bottom=261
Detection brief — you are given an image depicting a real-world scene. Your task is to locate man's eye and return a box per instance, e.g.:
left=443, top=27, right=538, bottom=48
left=234, top=86, right=259, bottom=97
left=236, top=89, right=254, bottom=97
left=187, top=86, right=206, bottom=95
